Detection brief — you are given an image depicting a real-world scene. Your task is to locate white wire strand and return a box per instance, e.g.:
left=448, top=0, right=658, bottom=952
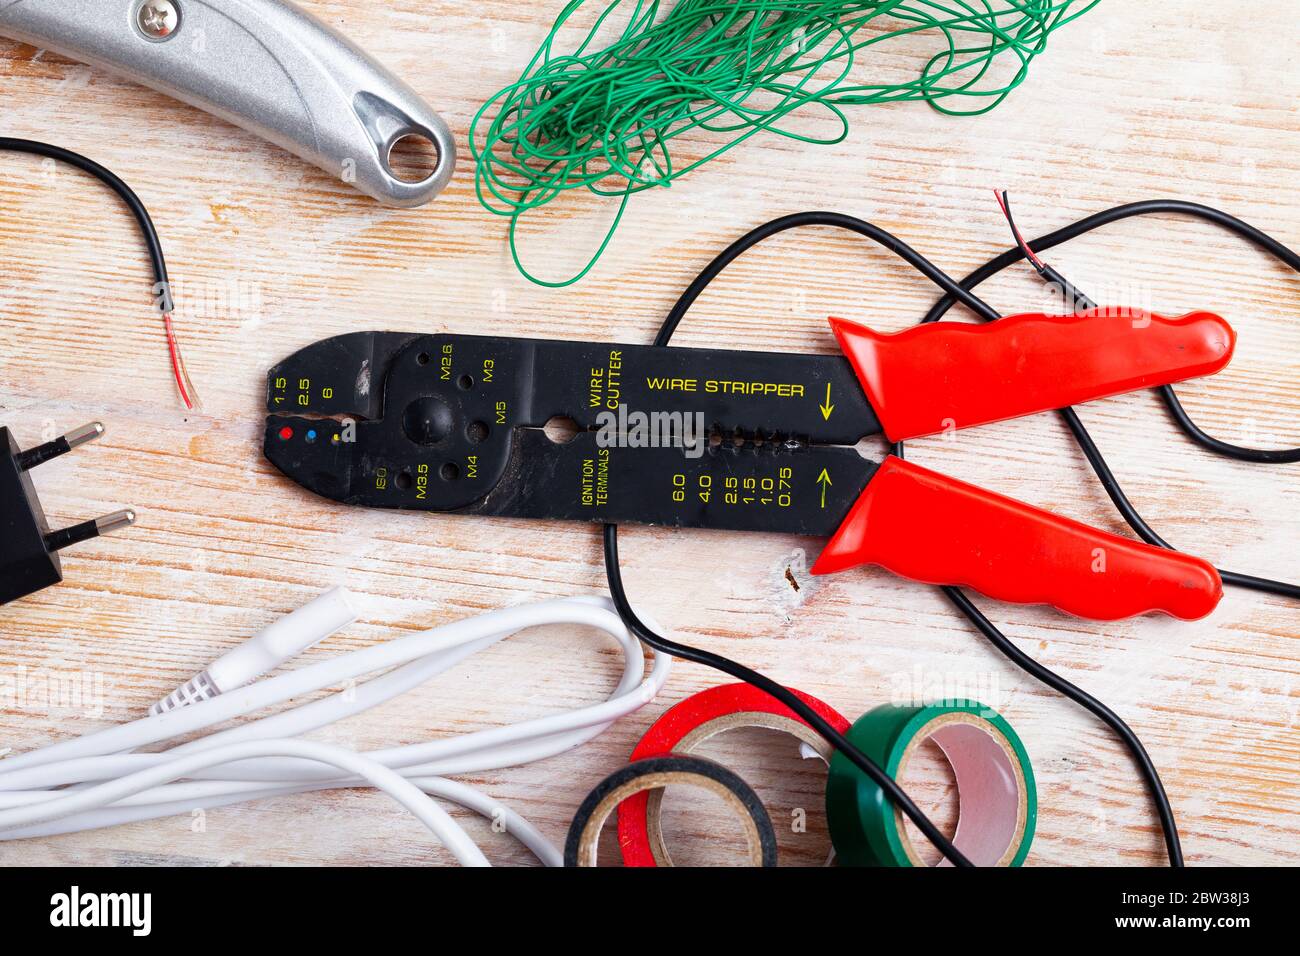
left=0, top=595, right=671, bottom=867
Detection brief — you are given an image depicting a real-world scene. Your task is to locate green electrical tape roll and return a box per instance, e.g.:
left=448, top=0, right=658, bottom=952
left=826, top=702, right=1036, bottom=867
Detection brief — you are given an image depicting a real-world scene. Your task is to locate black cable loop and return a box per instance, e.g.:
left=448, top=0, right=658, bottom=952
left=921, top=199, right=1300, bottom=466
left=0, top=138, right=170, bottom=292
left=964, top=198, right=1300, bottom=601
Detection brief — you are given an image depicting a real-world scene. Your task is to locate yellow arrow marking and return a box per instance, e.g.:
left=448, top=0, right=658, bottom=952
left=820, top=383, right=835, bottom=421
left=817, top=468, right=832, bottom=509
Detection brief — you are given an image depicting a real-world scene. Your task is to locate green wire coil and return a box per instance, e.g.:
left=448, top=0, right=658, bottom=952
left=472, top=0, right=1099, bottom=286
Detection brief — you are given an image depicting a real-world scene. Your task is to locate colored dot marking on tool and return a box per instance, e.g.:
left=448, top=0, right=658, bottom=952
left=279, top=426, right=294, bottom=441
left=306, top=429, right=318, bottom=443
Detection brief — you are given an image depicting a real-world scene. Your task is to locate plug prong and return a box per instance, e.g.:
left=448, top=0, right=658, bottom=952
left=65, top=422, right=106, bottom=449
left=16, top=422, right=105, bottom=471
left=96, top=509, right=137, bottom=535
left=44, top=508, right=136, bottom=553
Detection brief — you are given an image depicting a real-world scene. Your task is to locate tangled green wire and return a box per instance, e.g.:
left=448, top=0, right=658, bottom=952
left=472, top=0, right=1099, bottom=286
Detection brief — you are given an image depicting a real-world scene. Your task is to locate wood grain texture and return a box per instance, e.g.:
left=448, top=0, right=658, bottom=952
left=0, top=1, right=1296, bottom=867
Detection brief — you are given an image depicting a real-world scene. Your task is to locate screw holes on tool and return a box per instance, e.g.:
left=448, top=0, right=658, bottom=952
left=458, top=374, right=475, bottom=391
left=395, top=471, right=413, bottom=491
left=440, top=463, right=460, bottom=482
left=467, top=421, right=490, bottom=443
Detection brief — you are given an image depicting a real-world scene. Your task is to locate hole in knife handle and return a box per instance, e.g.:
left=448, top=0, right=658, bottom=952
left=544, top=416, right=580, bottom=445
left=387, top=133, right=441, bottom=184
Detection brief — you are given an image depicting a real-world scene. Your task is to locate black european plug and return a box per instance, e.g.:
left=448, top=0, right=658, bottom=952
left=1, top=423, right=135, bottom=606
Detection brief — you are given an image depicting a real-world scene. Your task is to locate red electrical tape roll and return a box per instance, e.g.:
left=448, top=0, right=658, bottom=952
left=617, top=683, right=851, bottom=867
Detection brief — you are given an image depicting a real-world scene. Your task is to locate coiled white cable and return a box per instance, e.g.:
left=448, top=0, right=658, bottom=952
left=0, top=593, right=671, bottom=866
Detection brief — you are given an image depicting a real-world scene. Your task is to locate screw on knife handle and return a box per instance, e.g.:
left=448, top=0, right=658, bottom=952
left=0, top=0, right=456, bottom=207
left=811, top=457, right=1223, bottom=622
left=830, top=309, right=1236, bottom=443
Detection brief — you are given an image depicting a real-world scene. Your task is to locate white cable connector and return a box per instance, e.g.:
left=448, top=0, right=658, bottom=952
left=151, top=587, right=358, bottom=715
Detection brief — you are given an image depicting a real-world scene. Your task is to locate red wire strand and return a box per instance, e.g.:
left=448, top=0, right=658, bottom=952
left=162, top=313, right=194, bottom=410
left=993, top=188, right=1046, bottom=270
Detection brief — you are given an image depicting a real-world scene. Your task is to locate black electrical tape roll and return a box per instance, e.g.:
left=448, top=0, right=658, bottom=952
left=564, top=755, right=779, bottom=867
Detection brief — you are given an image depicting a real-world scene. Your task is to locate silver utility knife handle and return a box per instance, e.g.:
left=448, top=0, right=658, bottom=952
left=0, top=0, right=456, bottom=206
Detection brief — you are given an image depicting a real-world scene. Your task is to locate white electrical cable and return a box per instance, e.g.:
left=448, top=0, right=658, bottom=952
left=0, top=593, right=672, bottom=867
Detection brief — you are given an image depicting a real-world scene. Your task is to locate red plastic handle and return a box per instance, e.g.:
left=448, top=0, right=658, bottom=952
left=810, top=457, right=1222, bottom=621
left=831, top=309, right=1235, bottom=442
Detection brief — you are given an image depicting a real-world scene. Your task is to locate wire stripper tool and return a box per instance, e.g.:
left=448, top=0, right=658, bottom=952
left=265, top=309, right=1234, bottom=622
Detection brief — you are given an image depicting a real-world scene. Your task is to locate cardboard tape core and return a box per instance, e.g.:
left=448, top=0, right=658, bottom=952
left=894, top=712, right=1029, bottom=868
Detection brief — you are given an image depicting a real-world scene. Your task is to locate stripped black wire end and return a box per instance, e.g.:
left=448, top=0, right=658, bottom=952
left=994, top=190, right=1091, bottom=314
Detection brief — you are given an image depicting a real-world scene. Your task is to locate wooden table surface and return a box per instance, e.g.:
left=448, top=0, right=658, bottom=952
left=1, top=2, right=1296, bottom=867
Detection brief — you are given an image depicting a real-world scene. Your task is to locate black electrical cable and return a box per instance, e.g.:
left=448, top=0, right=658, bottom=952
left=948, top=196, right=1300, bottom=602
left=925, top=199, right=1300, bottom=465
left=893, top=460, right=1187, bottom=868
left=0, top=138, right=170, bottom=298
left=0, top=137, right=196, bottom=407
left=604, top=527, right=973, bottom=867
left=604, top=211, right=1204, bottom=867
left=609, top=210, right=1030, bottom=868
